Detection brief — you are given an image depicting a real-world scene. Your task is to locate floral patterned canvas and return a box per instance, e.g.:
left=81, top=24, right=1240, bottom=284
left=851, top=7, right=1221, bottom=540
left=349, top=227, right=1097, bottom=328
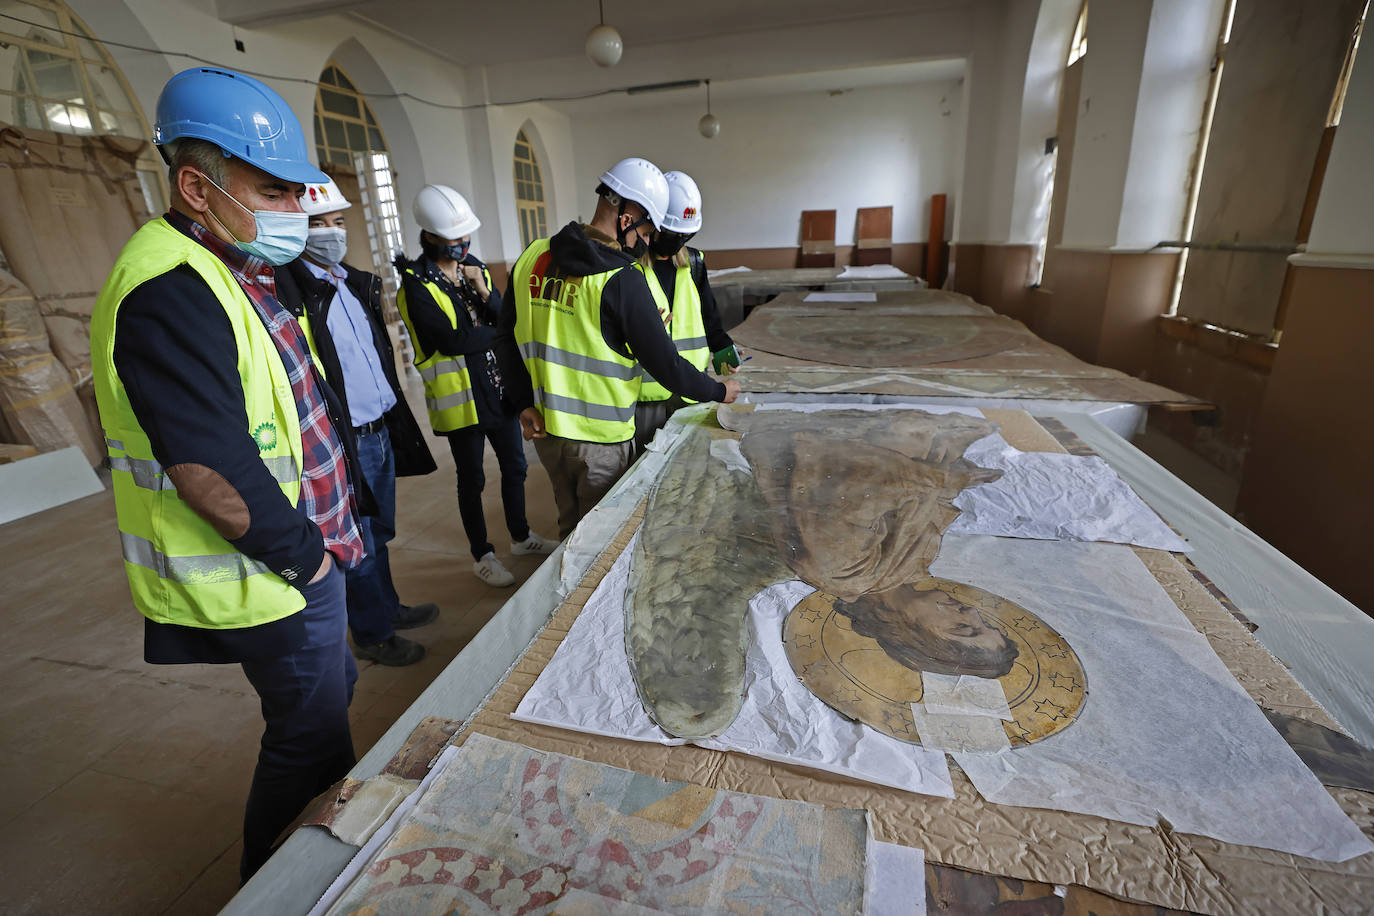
left=326, top=734, right=869, bottom=915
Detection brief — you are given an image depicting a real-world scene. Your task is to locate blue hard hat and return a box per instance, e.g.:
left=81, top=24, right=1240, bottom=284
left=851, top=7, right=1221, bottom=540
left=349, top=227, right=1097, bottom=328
left=154, top=67, right=328, bottom=184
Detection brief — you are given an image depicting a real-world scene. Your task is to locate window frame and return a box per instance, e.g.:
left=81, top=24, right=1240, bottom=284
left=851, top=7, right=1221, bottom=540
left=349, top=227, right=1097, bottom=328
left=513, top=128, right=548, bottom=249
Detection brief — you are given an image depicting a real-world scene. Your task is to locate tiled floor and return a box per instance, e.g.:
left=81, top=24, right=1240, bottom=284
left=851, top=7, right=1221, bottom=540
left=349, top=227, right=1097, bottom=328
left=0, top=380, right=559, bottom=915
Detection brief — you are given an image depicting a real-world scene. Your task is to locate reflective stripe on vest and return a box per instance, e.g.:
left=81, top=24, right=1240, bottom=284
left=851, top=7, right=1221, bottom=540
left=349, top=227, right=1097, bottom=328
left=396, top=267, right=483, bottom=433
left=109, top=454, right=298, bottom=492
left=90, top=217, right=307, bottom=629
left=638, top=257, right=712, bottom=403
left=511, top=237, right=641, bottom=442
left=120, top=531, right=273, bottom=584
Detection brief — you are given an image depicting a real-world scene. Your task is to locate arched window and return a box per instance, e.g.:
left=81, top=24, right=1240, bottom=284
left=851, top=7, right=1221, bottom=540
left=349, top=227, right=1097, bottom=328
left=514, top=128, right=548, bottom=249
left=314, top=62, right=389, bottom=166
left=0, top=0, right=164, bottom=211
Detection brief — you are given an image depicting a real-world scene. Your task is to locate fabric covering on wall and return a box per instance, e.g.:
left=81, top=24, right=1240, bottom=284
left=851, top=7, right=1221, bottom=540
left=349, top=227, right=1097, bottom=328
left=0, top=124, right=153, bottom=457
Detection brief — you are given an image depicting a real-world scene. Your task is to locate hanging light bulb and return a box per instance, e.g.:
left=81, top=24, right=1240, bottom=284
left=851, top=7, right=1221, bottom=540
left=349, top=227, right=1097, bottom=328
left=585, top=0, right=623, bottom=68
left=698, top=79, right=720, bottom=138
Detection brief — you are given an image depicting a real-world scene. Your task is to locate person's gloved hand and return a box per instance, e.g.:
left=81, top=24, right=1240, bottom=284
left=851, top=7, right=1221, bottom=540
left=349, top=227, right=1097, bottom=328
left=712, top=344, right=741, bottom=375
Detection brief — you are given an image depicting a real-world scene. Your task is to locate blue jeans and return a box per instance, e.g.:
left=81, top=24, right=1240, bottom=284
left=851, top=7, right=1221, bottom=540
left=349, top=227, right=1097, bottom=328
left=239, top=563, right=356, bottom=881
left=346, top=425, right=401, bottom=646
left=447, top=416, right=531, bottom=561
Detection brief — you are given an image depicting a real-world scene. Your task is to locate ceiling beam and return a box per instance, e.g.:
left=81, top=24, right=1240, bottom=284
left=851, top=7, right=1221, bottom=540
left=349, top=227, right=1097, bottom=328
left=214, top=0, right=370, bottom=28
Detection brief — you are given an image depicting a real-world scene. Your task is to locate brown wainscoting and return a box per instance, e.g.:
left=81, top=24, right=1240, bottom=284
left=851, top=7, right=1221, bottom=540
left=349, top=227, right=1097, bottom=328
left=702, top=243, right=928, bottom=279
left=1034, top=248, right=1179, bottom=378
left=1237, top=264, right=1374, bottom=614
left=949, top=243, right=1035, bottom=323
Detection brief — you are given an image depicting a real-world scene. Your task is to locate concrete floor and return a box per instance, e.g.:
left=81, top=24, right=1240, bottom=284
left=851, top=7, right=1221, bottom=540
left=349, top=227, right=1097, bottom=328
left=0, top=386, right=559, bottom=915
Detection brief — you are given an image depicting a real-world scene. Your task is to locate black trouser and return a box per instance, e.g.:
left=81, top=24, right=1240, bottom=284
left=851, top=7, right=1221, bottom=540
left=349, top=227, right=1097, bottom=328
left=446, top=415, right=531, bottom=560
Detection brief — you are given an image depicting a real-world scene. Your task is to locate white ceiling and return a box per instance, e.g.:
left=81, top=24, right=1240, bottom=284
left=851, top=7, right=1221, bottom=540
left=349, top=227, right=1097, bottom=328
left=344, top=0, right=967, bottom=68
left=548, top=58, right=967, bottom=115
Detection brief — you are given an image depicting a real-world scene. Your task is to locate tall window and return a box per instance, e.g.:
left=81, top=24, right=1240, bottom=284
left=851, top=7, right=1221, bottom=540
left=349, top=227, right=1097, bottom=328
left=314, top=62, right=388, bottom=167
left=1034, top=0, right=1089, bottom=288
left=1168, top=0, right=1236, bottom=316
left=0, top=0, right=164, bottom=212
left=514, top=128, right=547, bottom=249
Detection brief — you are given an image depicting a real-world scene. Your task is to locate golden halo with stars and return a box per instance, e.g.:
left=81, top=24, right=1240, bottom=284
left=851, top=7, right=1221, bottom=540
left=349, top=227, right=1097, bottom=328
left=782, top=578, right=1087, bottom=747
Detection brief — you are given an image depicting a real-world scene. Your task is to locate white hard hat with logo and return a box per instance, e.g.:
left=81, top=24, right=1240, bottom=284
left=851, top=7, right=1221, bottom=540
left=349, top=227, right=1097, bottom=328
left=660, top=171, right=702, bottom=234
left=598, top=157, right=670, bottom=230
left=414, top=184, right=481, bottom=239
left=301, top=178, right=352, bottom=217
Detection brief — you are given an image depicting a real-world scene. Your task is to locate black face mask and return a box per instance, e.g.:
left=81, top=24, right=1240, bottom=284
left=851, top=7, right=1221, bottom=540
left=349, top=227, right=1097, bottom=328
left=650, top=230, right=694, bottom=259
left=616, top=205, right=653, bottom=259
left=421, top=233, right=469, bottom=263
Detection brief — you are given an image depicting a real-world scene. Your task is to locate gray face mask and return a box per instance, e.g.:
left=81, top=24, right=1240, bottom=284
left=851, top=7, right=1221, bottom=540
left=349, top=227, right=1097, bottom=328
left=304, top=226, right=348, bottom=266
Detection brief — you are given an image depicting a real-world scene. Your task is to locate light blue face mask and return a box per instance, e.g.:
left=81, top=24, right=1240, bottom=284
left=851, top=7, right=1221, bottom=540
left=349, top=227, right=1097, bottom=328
left=197, top=171, right=309, bottom=266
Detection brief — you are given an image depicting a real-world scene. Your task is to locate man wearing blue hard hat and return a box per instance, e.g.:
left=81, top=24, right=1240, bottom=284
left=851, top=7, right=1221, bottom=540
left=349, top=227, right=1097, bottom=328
left=90, top=67, right=367, bottom=882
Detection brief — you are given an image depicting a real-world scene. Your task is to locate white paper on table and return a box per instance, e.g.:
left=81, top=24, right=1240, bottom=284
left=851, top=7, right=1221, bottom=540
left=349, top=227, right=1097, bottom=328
left=804, top=291, right=878, bottom=302
left=920, top=673, right=1013, bottom=720
left=866, top=841, right=926, bottom=916
left=949, top=436, right=1191, bottom=552
left=931, top=535, right=1374, bottom=863
left=513, top=534, right=955, bottom=799
left=836, top=264, right=908, bottom=279
left=709, top=438, right=751, bottom=475
left=706, top=265, right=752, bottom=278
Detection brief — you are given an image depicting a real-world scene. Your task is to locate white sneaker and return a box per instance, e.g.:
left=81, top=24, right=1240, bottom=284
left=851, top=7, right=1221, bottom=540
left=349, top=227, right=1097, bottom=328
left=511, top=532, right=559, bottom=556
left=473, top=552, right=515, bottom=587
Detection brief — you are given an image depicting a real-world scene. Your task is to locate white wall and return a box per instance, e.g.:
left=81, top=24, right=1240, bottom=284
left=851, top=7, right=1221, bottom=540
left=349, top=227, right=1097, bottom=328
left=568, top=80, right=964, bottom=253
left=1304, top=35, right=1374, bottom=258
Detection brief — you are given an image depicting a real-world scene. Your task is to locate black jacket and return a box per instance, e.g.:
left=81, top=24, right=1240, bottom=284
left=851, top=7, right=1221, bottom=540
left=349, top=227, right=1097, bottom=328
left=393, top=252, right=511, bottom=431
left=493, top=222, right=727, bottom=422
left=276, top=258, right=437, bottom=478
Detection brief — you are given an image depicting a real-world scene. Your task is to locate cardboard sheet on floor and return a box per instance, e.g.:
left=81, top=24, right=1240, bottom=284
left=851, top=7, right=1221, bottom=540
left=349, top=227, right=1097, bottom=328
left=321, top=734, right=871, bottom=915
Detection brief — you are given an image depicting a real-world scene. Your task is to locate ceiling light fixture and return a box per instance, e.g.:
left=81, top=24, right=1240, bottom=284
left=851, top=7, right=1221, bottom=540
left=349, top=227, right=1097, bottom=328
left=698, top=79, right=720, bottom=139
left=585, top=0, right=623, bottom=68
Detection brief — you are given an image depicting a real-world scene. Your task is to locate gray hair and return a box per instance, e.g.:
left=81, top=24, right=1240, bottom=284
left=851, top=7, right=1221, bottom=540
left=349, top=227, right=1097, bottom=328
left=165, top=139, right=231, bottom=190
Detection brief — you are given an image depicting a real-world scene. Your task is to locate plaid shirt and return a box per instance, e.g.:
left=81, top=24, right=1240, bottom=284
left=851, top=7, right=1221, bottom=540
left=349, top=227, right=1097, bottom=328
left=168, top=210, right=364, bottom=569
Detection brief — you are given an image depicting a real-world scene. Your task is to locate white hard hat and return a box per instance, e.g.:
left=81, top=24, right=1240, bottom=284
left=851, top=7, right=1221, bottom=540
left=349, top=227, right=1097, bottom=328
left=598, top=157, right=670, bottom=230
left=301, top=178, right=351, bottom=217
left=414, top=184, right=481, bottom=239
left=660, top=171, right=702, bottom=234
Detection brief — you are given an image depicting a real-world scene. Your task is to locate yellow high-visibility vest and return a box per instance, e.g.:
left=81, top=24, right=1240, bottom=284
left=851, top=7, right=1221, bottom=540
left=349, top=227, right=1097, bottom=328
left=637, top=260, right=710, bottom=404
left=91, top=217, right=307, bottom=629
left=511, top=238, right=640, bottom=442
left=396, top=265, right=494, bottom=433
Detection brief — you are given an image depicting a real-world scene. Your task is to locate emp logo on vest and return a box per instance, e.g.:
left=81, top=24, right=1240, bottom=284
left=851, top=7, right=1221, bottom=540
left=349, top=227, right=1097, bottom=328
left=252, top=422, right=278, bottom=452
left=528, top=251, right=578, bottom=315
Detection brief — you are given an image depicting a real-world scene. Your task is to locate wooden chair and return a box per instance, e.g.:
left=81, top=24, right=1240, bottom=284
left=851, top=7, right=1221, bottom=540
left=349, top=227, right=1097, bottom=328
left=798, top=209, right=836, bottom=268
left=854, top=205, right=893, bottom=265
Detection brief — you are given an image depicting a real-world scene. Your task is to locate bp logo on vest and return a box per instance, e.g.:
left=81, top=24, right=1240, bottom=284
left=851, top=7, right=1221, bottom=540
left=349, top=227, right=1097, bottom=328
left=253, top=422, right=278, bottom=452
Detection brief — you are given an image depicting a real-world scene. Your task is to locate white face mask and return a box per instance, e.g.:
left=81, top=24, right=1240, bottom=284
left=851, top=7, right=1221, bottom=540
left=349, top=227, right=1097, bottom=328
left=305, top=226, right=348, bottom=266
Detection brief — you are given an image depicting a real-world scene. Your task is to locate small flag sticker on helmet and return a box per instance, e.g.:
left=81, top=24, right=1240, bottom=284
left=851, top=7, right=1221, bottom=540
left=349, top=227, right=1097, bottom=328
left=683, top=206, right=697, bottom=219
left=308, top=187, right=318, bottom=201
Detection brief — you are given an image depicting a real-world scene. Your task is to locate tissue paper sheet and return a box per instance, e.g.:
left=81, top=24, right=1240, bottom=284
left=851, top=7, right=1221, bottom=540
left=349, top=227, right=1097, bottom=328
left=513, top=535, right=955, bottom=799
left=933, top=535, right=1373, bottom=863
left=949, top=437, right=1191, bottom=552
